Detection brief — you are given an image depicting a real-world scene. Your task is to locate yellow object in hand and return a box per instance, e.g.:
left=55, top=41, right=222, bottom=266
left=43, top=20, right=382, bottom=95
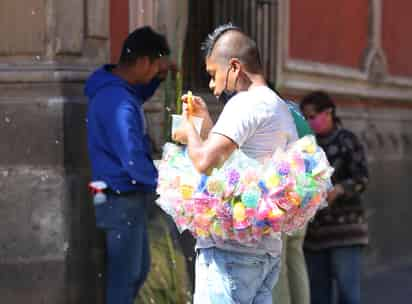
left=187, top=90, right=193, bottom=116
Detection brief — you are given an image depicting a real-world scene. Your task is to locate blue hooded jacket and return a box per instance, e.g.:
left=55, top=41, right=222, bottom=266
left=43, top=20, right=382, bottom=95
left=85, top=65, right=160, bottom=193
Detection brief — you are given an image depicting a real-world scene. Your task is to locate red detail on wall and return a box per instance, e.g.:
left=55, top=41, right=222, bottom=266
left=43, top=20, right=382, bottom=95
left=289, top=0, right=368, bottom=68
left=382, top=1, right=412, bottom=77
left=110, top=0, right=129, bottom=64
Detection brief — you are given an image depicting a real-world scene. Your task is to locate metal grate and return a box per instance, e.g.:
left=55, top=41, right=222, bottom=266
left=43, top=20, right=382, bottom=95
left=183, top=0, right=278, bottom=90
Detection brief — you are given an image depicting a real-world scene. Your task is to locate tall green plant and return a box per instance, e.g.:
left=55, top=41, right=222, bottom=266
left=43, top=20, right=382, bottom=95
left=137, top=215, right=191, bottom=304
left=174, top=24, right=184, bottom=115
left=163, top=73, right=174, bottom=141
left=163, top=10, right=186, bottom=142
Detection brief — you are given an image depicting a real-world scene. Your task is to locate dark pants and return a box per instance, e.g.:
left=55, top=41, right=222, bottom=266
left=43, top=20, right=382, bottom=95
left=305, top=246, right=362, bottom=304
left=95, top=192, right=152, bottom=304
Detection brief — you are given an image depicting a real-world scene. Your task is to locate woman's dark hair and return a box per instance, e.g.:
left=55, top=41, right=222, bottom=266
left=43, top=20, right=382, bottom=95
left=119, top=26, right=170, bottom=65
left=300, top=91, right=341, bottom=125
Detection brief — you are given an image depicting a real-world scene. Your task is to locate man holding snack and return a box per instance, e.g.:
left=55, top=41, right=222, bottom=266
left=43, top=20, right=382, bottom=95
left=173, top=24, right=299, bottom=304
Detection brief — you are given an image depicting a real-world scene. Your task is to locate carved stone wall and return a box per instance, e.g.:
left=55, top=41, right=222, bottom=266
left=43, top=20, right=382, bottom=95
left=338, top=105, right=412, bottom=272
left=0, top=1, right=109, bottom=303
left=276, top=0, right=412, bottom=273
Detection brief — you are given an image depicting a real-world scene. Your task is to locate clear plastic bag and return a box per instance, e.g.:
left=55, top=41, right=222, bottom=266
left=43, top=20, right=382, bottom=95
left=156, top=135, right=333, bottom=245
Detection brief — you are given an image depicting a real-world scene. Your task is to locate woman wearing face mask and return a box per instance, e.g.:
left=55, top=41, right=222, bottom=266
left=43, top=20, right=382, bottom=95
left=300, top=91, right=369, bottom=304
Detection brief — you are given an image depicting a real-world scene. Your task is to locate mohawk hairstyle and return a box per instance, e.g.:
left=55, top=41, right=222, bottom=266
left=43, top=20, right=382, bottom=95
left=201, top=23, right=241, bottom=58
left=201, top=23, right=262, bottom=73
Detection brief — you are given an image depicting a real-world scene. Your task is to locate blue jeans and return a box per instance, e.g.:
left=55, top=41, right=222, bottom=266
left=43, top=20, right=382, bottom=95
left=305, top=246, right=362, bottom=304
left=95, top=192, right=152, bottom=304
left=194, top=247, right=281, bottom=304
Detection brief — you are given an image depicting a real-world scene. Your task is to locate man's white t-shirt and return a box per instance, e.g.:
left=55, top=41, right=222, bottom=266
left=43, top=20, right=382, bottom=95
left=197, top=86, right=299, bottom=256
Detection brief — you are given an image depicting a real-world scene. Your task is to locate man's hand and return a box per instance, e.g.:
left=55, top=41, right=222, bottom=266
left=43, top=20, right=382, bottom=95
left=172, top=126, right=188, bottom=144
left=181, top=93, right=214, bottom=139
left=172, top=111, right=193, bottom=145
left=181, top=94, right=209, bottom=117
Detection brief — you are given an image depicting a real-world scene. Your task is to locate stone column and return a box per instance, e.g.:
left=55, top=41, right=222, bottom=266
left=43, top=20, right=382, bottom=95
left=128, top=0, right=189, bottom=60
left=0, top=1, right=109, bottom=303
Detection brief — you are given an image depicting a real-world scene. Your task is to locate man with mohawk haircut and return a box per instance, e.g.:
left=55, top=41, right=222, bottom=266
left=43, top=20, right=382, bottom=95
left=174, top=24, right=299, bottom=304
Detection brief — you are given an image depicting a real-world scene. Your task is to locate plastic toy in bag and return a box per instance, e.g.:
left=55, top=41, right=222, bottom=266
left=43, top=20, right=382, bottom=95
left=156, top=135, right=333, bottom=245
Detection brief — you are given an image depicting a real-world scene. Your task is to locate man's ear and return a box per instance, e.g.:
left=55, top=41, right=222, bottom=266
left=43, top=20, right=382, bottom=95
left=229, top=58, right=241, bottom=72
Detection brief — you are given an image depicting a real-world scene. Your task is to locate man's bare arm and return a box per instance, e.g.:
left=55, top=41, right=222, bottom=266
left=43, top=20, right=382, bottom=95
left=184, top=121, right=237, bottom=174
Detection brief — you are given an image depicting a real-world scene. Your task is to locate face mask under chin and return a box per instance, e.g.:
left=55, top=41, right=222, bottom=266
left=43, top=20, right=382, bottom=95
left=217, top=90, right=237, bottom=105
left=217, top=66, right=238, bottom=104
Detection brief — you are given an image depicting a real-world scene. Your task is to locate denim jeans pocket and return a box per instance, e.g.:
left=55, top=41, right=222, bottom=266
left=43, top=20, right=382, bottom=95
left=222, top=251, right=266, bottom=303
left=95, top=194, right=147, bottom=229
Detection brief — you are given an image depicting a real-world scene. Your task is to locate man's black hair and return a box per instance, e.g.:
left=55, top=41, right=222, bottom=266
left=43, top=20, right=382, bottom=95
left=201, top=23, right=241, bottom=58
left=201, top=23, right=262, bottom=73
left=119, top=26, right=170, bottom=65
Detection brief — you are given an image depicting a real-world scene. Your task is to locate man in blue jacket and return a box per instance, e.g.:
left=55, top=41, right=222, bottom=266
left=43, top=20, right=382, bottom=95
left=85, top=26, right=171, bottom=304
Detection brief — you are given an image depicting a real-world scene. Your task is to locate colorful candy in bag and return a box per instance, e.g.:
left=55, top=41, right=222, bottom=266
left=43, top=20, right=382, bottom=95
left=156, top=135, right=333, bottom=245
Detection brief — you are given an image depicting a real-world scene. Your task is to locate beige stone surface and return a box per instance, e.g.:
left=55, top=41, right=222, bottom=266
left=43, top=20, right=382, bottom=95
left=0, top=0, right=46, bottom=56
left=128, top=0, right=189, bottom=63
left=87, top=0, right=109, bottom=39
left=55, top=0, right=84, bottom=55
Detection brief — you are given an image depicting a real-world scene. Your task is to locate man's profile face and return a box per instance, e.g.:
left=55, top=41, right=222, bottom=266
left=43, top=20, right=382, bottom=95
left=146, top=58, right=160, bottom=82
left=157, top=56, right=174, bottom=80
left=205, top=55, right=231, bottom=98
left=136, top=56, right=160, bottom=84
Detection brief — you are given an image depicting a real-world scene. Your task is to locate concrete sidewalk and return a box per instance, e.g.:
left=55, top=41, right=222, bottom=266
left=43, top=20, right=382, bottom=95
left=362, top=264, right=412, bottom=303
